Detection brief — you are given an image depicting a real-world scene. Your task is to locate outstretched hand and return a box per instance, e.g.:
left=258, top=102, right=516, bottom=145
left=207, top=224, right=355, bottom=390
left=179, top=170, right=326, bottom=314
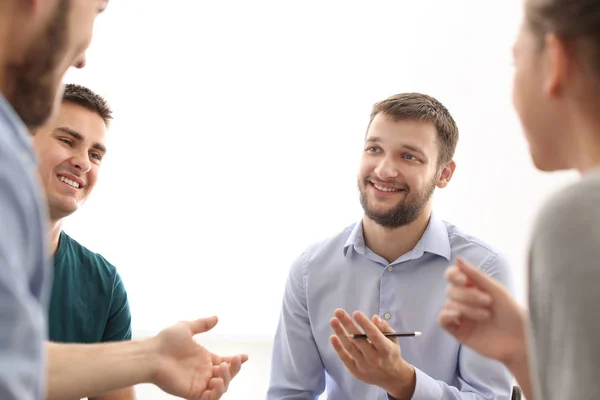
left=438, top=257, right=527, bottom=366
left=149, top=316, right=248, bottom=400
left=330, top=309, right=416, bottom=399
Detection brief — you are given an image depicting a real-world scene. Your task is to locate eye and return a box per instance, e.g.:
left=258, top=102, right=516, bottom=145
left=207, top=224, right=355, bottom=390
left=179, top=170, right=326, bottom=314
left=90, top=152, right=102, bottom=162
left=365, top=146, right=381, bottom=153
left=403, top=154, right=418, bottom=161
left=58, top=138, right=73, bottom=146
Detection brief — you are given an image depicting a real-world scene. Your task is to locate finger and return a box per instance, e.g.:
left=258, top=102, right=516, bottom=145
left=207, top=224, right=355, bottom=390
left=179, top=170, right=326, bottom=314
left=373, top=315, right=400, bottom=346
left=455, top=258, right=505, bottom=294
left=207, top=377, right=226, bottom=400
left=334, top=309, right=363, bottom=335
left=211, top=353, right=223, bottom=365
left=200, top=389, right=214, bottom=400
left=222, top=353, right=249, bottom=364
left=437, top=309, right=464, bottom=338
left=372, top=314, right=394, bottom=334
left=330, top=334, right=358, bottom=373
left=445, top=299, right=491, bottom=320
left=227, top=355, right=243, bottom=379
left=445, top=266, right=469, bottom=286
left=437, top=308, right=461, bottom=328
left=188, top=316, right=219, bottom=334
left=446, top=284, right=493, bottom=307
left=218, top=362, right=231, bottom=391
left=330, top=317, right=367, bottom=363
left=353, top=311, right=394, bottom=353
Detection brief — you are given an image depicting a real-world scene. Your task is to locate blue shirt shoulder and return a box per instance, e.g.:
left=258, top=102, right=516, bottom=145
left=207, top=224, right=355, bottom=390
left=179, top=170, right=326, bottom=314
left=0, top=94, right=50, bottom=400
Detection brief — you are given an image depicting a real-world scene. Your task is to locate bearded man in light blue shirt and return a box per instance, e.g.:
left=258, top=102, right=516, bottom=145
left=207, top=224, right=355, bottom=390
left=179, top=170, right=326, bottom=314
left=268, top=92, right=515, bottom=400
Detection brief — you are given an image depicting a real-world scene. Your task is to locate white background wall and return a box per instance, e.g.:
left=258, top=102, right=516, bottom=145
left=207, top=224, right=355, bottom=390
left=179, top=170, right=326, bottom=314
left=62, top=1, right=577, bottom=398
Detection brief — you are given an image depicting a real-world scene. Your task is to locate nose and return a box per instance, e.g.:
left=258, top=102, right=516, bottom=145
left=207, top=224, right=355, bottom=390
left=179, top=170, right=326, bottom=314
left=73, top=54, right=87, bottom=69
left=70, top=152, right=91, bottom=174
left=374, top=155, right=399, bottom=180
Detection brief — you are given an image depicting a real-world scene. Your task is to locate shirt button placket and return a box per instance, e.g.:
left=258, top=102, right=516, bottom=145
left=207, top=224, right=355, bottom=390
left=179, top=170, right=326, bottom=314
left=380, top=264, right=395, bottom=323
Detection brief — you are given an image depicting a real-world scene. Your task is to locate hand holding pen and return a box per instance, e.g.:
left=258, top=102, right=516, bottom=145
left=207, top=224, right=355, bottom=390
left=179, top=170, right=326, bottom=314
left=329, top=309, right=420, bottom=399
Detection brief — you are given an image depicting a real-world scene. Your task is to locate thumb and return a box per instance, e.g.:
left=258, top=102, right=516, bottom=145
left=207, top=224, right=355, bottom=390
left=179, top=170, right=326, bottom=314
left=187, top=316, right=218, bottom=334
left=456, top=257, right=504, bottom=295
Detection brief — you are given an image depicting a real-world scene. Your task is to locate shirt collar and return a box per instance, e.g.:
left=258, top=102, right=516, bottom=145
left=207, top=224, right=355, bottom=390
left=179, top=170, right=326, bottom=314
left=343, top=211, right=451, bottom=261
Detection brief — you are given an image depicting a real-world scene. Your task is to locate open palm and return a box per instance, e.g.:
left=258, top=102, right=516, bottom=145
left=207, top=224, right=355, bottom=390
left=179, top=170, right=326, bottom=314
left=150, top=317, right=247, bottom=400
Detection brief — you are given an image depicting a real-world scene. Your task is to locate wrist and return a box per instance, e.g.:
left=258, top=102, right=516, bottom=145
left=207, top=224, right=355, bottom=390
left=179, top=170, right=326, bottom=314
left=385, top=360, right=416, bottom=400
left=504, top=346, right=529, bottom=377
left=140, top=336, right=162, bottom=384
left=502, top=307, right=529, bottom=369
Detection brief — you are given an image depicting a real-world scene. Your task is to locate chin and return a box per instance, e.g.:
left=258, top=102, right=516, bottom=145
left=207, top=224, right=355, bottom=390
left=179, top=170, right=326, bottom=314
left=530, top=149, right=571, bottom=173
left=49, top=200, right=78, bottom=219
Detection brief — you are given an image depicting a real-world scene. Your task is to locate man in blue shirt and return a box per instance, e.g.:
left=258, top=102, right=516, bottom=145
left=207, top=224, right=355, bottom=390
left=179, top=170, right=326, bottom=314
left=0, top=1, right=247, bottom=399
left=0, top=0, right=107, bottom=397
left=268, top=92, right=515, bottom=400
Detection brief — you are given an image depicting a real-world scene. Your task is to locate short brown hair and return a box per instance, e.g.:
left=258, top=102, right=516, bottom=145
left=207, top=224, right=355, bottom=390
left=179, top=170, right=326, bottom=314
left=367, top=92, right=459, bottom=165
left=62, top=83, right=113, bottom=127
left=526, top=0, right=600, bottom=73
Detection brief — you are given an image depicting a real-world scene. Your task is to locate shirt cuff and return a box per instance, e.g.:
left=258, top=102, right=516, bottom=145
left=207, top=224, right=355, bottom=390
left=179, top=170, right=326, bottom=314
left=388, top=366, right=442, bottom=400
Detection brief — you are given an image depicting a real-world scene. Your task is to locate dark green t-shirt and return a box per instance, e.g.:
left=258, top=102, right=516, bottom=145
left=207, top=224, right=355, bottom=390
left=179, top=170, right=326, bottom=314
left=48, top=231, right=132, bottom=343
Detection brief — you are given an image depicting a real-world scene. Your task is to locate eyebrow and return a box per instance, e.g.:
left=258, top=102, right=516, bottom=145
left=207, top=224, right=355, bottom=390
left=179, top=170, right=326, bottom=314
left=365, top=136, right=426, bottom=156
left=55, top=127, right=107, bottom=154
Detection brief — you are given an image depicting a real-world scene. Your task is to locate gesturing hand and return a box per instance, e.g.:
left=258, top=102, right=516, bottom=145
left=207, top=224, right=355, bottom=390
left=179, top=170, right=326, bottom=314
left=437, top=257, right=527, bottom=366
left=149, top=316, right=248, bottom=400
left=330, top=309, right=416, bottom=399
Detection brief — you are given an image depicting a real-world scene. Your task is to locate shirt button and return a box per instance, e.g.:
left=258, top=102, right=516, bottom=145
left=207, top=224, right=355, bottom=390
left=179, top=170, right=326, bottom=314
left=387, top=265, right=393, bottom=272
left=384, top=313, right=391, bottom=320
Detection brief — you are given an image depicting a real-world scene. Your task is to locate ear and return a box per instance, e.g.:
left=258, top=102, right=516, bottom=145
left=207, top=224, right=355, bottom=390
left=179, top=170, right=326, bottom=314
left=543, top=33, right=569, bottom=98
left=436, top=160, right=456, bottom=189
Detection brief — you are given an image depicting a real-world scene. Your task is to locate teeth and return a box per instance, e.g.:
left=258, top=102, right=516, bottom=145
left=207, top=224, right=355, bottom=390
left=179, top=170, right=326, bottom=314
left=59, top=176, right=80, bottom=188
left=373, top=183, right=399, bottom=192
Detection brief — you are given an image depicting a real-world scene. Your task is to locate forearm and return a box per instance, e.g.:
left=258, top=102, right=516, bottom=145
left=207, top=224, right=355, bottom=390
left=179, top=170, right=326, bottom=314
left=90, top=386, right=136, bottom=400
left=46, top=340, right=155, bottom=400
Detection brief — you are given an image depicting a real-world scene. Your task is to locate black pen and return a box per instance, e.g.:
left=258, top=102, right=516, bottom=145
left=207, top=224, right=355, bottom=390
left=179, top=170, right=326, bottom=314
left=350, top=331, right=422, bottom=339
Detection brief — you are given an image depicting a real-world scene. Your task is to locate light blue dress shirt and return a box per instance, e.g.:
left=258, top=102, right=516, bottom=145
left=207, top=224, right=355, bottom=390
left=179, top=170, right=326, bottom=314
left=0, top=93, right=51, bottom=400
left=268, top=213, right=514, bottom=400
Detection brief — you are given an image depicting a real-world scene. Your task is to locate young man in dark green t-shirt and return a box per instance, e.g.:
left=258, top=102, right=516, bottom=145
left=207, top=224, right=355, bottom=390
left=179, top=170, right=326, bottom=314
left=33, top=83, right=133, bottom=400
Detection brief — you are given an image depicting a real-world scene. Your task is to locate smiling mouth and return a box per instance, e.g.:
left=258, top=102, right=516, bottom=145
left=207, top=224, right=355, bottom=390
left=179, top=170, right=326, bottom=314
left=369, top=181, right=404, bottom=193
left=58, top=175, right=81, bottom=189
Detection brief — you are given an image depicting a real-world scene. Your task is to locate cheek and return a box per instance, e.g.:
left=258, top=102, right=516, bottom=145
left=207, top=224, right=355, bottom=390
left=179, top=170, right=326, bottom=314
left=358, top=158, right=373, bottom=176
left=513, top=69, right=536, bottom=134
left=38, top=146, right=69, bottom=175
left=86, top=169, right=99, bottom=189
left=68, top=5, right=96, bottom=57
left=512, top=68, right=525, bottom=116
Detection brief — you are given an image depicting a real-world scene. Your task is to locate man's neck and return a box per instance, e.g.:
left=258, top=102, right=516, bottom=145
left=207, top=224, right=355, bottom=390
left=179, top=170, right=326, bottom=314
left=362, top=207, right=432, bottom=264
left=49, top=219, right=64, bottom=256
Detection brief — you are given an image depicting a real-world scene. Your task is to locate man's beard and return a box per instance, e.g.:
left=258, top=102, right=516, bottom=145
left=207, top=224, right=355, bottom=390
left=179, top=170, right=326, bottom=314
left=3, top=0, right=69, bottom=129
left=358, top=175, right=436, bottom=228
